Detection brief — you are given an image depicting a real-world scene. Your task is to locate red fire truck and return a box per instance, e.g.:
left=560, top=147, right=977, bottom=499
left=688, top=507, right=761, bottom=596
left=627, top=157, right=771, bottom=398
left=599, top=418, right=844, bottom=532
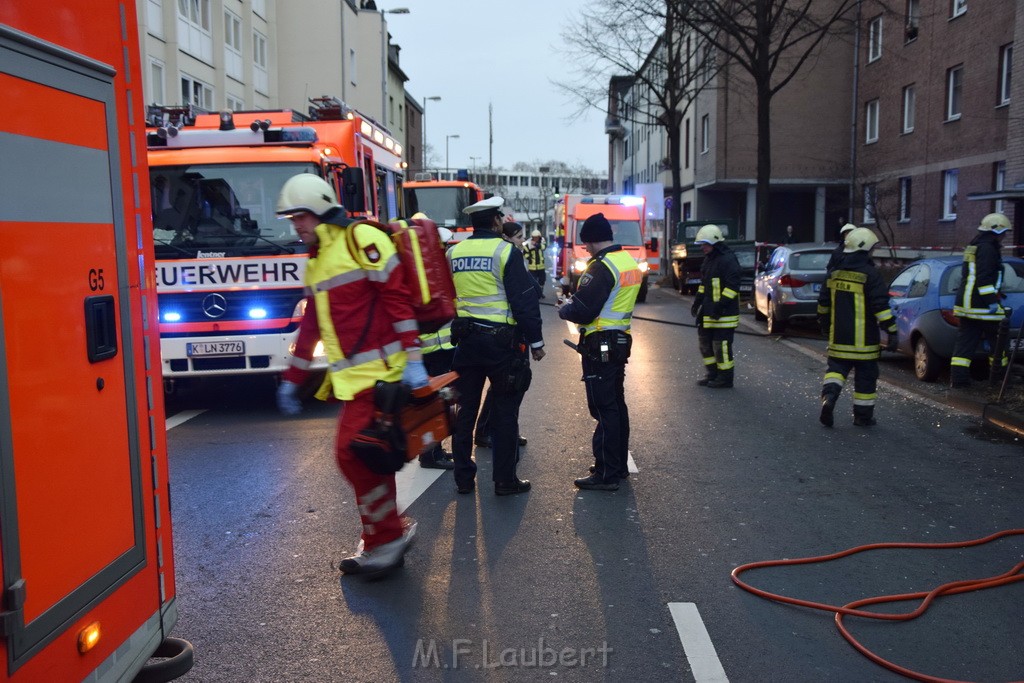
left=0, top=2, right=191, bottom=681
left=145, top=97, right=405, bottom=391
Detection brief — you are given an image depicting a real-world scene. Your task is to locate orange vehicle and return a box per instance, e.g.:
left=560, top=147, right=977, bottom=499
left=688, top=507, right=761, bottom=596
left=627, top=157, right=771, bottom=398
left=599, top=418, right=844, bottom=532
left=0, top=3, right=191, bottom=681
left=557, top=194, right=659, bottom=303
left=146, top=97, right=405, bottom=390
left=403, top=172, right=485, bottom=243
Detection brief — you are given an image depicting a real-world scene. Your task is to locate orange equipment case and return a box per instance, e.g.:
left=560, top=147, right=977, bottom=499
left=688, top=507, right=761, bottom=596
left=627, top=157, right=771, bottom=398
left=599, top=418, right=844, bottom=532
left=0, top=2, right=192, bottom=681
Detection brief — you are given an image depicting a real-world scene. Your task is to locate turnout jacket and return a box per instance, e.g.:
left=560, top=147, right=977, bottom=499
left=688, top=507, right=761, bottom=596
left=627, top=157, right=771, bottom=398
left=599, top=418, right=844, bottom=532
left=817, top=251, right=896, bottom=361
left=524, top=238, right=546, bottom=271
left=694, top=243, right=741, bottom=329
left=954, top=231, right=1005, bottom=321
left=283, top=210, right=421, bottom=400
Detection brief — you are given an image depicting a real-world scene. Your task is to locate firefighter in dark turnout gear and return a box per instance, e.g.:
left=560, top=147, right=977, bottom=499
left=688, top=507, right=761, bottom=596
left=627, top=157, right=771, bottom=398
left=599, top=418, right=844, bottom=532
left=817, top=228, right=897, bottom=427
left=950, top=212, right=1012, bottom=388
left=447, top=196, right=545, bottom=496
left=558, top=213, right=641, bottom=490
left=826, top=223, right=859, bottom=273
left=690, top=224, right=741, bottom=388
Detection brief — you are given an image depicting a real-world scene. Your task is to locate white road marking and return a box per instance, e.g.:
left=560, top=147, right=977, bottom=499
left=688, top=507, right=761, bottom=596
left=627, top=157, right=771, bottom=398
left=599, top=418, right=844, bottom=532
left=166, top=409, right=206, bottom=431
left=396, top=463, right=445, bottom=513
left=565, top=320, right=578, bottom=337
left=627, top=450, right=639, bottom=474
left=668, top=602, right=729, bottom=683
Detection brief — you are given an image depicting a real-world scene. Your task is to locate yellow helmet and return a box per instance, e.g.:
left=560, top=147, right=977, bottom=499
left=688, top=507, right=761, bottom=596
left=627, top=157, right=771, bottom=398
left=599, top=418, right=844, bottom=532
left=979, top=212, right=1011, bottom=234
left=276, top=174, right=340, bottom=217
left=843, top=227, right=879, bottom=253
left=411, top=211, right=429, bottom=220
left=694, top=224, right=724, bottom=244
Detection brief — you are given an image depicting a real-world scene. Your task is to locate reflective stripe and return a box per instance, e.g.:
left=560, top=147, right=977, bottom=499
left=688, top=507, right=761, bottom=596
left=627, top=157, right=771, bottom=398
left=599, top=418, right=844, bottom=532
left=291, top=357, right=313, bottom=370
left=367, top=254, right=400, bottom=282
left=362, top=483, right=389, bottom=505
left=359, top=498, right=397, bottom=523
left=852, top=392, right=877, bottom=406
left=703, top=356, right=716, bottom=367
left=584, top=250, right=640, bottom=335
left=328, top=341, right=404, bottom=373
left=316, top=269, right=366, bottom=292
left=723, top=288, right=738, bottom=299
left=420, top=325, right=453, bottom=353
left=950, top=356, right=971, bottom=368
left=450, top=239, right=514, bottom=324
left=703, top=315, right=739, bottom=328
left=393, top=319, right=418, bottom=334
left=823, top=372, right=845, bottom=388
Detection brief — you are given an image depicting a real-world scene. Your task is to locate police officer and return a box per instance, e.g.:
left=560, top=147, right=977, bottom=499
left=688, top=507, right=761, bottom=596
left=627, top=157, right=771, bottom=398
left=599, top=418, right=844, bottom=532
left=274, top=174, right=425, bottom=577
left=558, top=213, right=641, bottom=491
left=524, top=228, right=547, bottom=297
left=826, top=223, right=859, bottom=273
left=817, top=228, right=897, bottom=427
left=690, top=224, right=741, bottom=388
left=950, top=213, right=1012, bottom=388
left=448, top=196, right=545, bottom=496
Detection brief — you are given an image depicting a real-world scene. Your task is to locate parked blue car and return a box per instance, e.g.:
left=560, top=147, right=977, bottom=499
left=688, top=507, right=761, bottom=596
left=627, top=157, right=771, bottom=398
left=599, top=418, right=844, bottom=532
left=887, top=256, right=1024, bottom=381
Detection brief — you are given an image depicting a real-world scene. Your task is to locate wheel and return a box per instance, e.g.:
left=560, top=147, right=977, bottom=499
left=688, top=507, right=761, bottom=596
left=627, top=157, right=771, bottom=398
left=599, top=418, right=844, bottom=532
left=913, top=336, right=941, bottom=382
left=766, top=301, right=786, bottom=334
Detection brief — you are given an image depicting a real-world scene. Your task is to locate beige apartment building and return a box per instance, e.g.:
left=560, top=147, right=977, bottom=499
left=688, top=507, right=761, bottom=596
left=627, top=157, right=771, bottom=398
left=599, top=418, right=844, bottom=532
left=137, top=0, right=416, bottom=153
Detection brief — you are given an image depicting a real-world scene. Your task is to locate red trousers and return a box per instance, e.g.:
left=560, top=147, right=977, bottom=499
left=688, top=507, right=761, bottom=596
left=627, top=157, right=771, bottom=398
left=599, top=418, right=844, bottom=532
left=334, top=389, right=402, bottom=550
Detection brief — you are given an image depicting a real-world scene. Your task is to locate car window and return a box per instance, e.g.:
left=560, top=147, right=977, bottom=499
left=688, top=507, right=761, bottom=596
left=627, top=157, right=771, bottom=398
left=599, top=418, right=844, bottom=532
left=1002, top=262, right=1024, bottom=292
left=943, top=264, right=962, bottom=296
left=789, top=251, right=832, bottom=271
left=889, top=265, right=920, bottom=298
left=768, top=248, right=785, bottom=271
left=908, top=265, right=930, bottom=298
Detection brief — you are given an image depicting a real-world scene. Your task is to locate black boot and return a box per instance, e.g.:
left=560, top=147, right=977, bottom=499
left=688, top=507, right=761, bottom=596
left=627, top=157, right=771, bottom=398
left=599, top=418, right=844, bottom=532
left=706, top=369, right=733, bottom=388
left=853, top=405, right=876, bottom=427
left=697, top=369, right=718, bottom=386
left=819, top=392, right=838, bottom=427
left=950, top=366, right=971, bottom=389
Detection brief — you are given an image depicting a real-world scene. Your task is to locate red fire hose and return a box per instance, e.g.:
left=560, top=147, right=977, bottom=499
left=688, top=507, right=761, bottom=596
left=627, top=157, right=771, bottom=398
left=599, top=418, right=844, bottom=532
left=731, top=528, right=1024, bottom=682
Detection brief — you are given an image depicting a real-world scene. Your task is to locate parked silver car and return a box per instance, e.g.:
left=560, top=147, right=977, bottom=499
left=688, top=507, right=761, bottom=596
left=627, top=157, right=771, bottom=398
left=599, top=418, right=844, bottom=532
left=754, top=243, right=837, bottom=334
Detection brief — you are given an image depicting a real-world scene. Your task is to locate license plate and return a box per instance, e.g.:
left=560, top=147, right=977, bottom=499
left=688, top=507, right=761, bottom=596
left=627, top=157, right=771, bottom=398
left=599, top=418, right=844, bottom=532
left=740, top=285, right=752, bottom=292
left=812, top=283, right=822, bottom=292
left=187, top=341, right=245, bottom=357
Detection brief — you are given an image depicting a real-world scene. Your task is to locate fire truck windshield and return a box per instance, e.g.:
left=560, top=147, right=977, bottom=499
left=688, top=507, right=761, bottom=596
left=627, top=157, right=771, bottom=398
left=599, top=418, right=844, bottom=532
left=150, top=162, right=318, bottom=255
left=403, top=186, right=475, bottom=227
left=575, top=219, right=643, bottom=246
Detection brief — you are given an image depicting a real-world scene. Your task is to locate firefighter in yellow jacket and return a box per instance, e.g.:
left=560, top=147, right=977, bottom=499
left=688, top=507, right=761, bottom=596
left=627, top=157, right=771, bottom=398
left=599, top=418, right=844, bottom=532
left=524, top=229, right=547, bottom=297
left=275, top=174, right=425, bottom=577
left=817, top=228, right=897, bottom=427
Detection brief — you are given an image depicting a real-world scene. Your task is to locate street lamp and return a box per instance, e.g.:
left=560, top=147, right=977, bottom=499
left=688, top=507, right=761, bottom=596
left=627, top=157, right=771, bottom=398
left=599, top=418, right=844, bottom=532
left=538, top=166, right=551, bottom=233
left=422, top=95, right=440, bottom=171
left=469, top=155, right=480, bottom=176
left=380, top=7, right=410, bottom=127
left=445, top=134, right=459, bottom=179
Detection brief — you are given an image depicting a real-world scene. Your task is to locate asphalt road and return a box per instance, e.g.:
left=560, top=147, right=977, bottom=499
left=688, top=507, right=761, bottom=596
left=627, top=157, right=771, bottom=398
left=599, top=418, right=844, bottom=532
left=162, top=284, right=1024, bottom=683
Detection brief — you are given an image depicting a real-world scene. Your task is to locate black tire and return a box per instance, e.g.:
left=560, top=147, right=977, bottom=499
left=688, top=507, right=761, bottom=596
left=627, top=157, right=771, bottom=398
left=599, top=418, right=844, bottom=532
left=913, top=336, right=941, bottom=382
left=766, top=301, right=787, bottom=335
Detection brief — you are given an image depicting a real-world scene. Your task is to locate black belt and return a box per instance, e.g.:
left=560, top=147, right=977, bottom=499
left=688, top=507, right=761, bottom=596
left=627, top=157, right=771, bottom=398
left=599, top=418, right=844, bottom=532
left=471, top=322, right=507, bottom=336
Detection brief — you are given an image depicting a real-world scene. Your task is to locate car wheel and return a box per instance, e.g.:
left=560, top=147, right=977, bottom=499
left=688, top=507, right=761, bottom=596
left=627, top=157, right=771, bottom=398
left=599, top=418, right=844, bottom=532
left=766, top=302, right=786, bottom=334
left=913, top=336, right=941, bottom=382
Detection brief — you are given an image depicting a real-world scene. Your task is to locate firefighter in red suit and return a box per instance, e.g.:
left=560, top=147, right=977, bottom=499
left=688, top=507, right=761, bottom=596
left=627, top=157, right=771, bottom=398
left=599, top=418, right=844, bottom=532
left=274, top=174, right=427, bottom=577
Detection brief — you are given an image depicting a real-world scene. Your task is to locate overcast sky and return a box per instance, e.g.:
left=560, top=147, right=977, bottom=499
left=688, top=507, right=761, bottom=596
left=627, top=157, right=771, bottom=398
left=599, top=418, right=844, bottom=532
left=387, top=0, right=609, bottom=174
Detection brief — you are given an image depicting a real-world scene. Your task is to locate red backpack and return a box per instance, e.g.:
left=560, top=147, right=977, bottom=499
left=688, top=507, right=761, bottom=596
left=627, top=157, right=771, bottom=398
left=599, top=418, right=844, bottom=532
left=356, top=217, right=456, bottom=334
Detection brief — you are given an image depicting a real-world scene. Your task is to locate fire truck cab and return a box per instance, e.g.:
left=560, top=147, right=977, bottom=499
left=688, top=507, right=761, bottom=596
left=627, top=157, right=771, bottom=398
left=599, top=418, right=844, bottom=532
left=558, top=194, right=658, bottom=303
left=403, top=172, right=485, bottom=243
left=146, top=98, right=405, bottom=388
left=0, top=3, right=191, bottom=681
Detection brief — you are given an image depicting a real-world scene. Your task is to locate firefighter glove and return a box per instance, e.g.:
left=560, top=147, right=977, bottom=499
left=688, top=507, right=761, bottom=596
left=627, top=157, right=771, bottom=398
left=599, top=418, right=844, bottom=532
left=402, top=359, right=429, bottom=389
left=690, top=301, right=701, bottom=318
left=988, top=303, right=1001, bottom=314
left=885, top=331, right=898, bottom=352
left=276, top=380, right=302, bottom=416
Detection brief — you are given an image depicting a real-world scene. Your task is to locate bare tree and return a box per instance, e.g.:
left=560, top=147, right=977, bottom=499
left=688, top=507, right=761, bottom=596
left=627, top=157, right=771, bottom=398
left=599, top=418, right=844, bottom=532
left=683, top=0, right=868, bottom=240
left=556, top=0, right=714, bottom=231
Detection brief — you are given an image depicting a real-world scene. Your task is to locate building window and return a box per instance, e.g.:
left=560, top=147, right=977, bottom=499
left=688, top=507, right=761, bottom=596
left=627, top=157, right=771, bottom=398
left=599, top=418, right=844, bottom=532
left=224, top=10, right=243, bottom=82
left=942, top=169, right=958, bottom=219
left=684, top=118, right=690, bottom=169
left=177, top=0, right=212, bottom=63
left=700, top=114, right=709, bottom=153
left=950, top=0, right=966, bottom=18
left=226, top=93, right=244, bottom=111
left=253, top=30, right=268, bottom=94
left=902, top=85, right=915, bottom=133
left=995, top=161, right=1006, bottom=213
left=904, top=0, right=919, bottom=41
left=180, top=73, right=213, bottom=110
left=899, top=177, right=912, bottom=221
left=946, top=65, right=963, bottom=121
left=868, top=16, right=882, bottom=62
left=148, top=59, right=165, bottom=105
left=863, top=184, right=877, bottom=224
left=999, top=45, right=1013, bottom=105
left=147, top=0, right=164, bottom=37
left=252, top=0, right=266, bottom=18
left=865, top=99, right=879, bottom=143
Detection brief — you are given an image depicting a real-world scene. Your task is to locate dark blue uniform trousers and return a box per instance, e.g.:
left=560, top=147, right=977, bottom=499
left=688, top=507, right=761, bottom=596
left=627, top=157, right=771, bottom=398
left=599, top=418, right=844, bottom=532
left=582, top=355, right=629, bottom=482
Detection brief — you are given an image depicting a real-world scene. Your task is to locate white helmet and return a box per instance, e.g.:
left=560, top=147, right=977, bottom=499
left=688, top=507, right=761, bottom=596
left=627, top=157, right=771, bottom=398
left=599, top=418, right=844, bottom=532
left=979, top=212, right=1011, bottom=234
left=843, top=227, right=879, bottom=253
left=531, top=229, right=543, bottom=238
left=276, top=174, right=341, bottom=217
left=839, top=222, right=858, bottom=235
left=437, top=227, right=454, bottom=244
left=694, top=224, right=724, bottom=244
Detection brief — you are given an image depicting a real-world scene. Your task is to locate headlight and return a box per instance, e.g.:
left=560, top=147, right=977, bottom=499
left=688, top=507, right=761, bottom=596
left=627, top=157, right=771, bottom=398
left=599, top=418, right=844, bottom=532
left=292, top=297, right=307, bottom=318
left=573, top=258, right=588, bottom=273
left=637, top=261, right=649, bottom=272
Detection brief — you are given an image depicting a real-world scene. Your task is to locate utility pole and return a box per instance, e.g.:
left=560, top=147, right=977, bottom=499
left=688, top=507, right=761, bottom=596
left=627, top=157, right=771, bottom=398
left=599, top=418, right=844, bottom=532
left=488, top=102, right=493, bottom=170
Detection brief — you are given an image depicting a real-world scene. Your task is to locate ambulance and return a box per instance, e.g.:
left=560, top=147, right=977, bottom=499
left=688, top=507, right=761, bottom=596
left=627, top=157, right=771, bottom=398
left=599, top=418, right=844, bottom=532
left=0, top=2, right=191, bottom=681
left=557, top=194, right=659, bottom=303
left=403, top=172, right=485, bottom=243
left=146, top=97, right=405, bottom=389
